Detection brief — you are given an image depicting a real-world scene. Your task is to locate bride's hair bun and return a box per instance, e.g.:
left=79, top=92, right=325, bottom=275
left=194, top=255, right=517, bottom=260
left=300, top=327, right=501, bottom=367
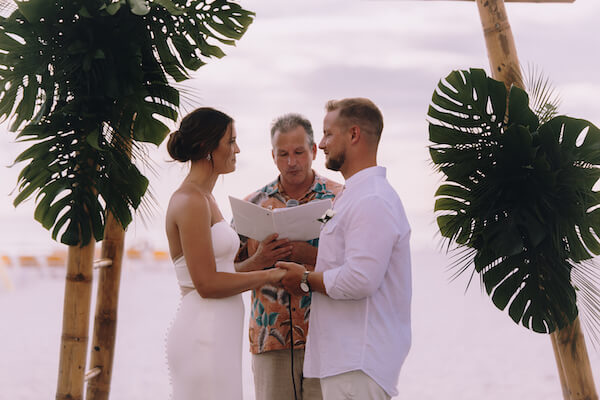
left=166, top=130, right=186, bottom=162
left=167, top=107, right=233, bottom=162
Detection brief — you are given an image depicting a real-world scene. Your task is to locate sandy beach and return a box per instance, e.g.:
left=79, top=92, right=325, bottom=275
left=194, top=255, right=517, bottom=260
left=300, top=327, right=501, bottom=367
left=2, top=242, right=599, bottom=400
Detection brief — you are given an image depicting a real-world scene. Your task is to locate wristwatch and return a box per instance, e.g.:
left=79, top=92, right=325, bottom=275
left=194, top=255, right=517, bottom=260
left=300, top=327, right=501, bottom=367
left=300, top=270, right=311, bottom=293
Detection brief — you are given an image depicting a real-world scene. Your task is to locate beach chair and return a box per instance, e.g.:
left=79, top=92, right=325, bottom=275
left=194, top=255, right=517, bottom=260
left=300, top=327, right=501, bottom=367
left=46, top=251, right=67, bottom=278
left=126, top=248, right=143, bottom=260
left=18, top=255, right=41, bottom=268
left=152, top=250, right=169, bottom=261
left=0, top=255, right=14, bottom=291
left=1, top=255, right=12, bottom=267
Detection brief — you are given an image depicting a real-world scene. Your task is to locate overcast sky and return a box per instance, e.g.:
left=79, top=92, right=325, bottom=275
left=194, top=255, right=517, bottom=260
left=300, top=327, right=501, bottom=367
left=0, top=0, right=598, bottom=252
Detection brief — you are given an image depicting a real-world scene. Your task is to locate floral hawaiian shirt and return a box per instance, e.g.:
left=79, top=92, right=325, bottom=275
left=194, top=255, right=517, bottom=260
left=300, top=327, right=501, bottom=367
left=237, top=172, right=342, bottom=354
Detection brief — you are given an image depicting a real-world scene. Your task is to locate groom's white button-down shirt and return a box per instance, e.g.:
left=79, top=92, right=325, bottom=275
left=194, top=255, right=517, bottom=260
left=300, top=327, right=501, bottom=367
left=304, top=166, right=412, bottom=397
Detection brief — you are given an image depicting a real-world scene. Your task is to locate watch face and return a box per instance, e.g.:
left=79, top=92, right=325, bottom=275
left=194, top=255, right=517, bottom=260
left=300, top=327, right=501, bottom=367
left=300, top=282, right=310, bottom=293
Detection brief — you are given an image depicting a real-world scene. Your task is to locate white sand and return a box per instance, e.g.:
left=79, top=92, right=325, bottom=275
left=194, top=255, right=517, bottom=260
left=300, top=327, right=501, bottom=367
left=2, top=245, right=599, bottom=400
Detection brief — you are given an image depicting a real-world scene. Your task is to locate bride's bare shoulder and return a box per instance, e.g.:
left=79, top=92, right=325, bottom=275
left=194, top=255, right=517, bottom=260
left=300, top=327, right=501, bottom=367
left=167, top=184, right=210, bottom=217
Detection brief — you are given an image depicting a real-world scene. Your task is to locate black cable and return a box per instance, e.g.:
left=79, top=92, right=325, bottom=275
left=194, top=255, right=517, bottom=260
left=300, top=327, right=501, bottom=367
left=284, top=199, right=300, bottom=400
left=288, top=294, right=299, bottom=400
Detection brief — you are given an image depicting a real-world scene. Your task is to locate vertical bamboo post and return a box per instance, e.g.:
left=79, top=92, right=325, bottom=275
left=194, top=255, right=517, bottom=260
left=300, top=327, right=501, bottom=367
left=475, top=1, right=597, bottom=399
left=552, top=333, right=573, bottom=400
left=86, top=211, right=126, bottom=400
left=554, top=318, right=598, bottom=400
left=56, top=241, right=96, bottom=400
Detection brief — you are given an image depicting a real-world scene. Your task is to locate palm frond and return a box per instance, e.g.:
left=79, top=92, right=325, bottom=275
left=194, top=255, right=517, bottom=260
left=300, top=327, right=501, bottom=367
left=523, top=63, right=561, bottom=125
left=172, top=81, right=208, bottom=114
left=571, top=259, right=600, bottom=349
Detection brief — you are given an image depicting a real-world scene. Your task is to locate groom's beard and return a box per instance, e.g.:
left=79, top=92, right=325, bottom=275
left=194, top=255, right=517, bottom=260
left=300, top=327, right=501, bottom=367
left=326, top=151, right=345, bottom=171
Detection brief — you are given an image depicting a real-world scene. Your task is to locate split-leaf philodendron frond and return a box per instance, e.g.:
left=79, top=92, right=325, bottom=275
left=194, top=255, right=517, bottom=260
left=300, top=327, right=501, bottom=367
left=0, top=0, right=254, bottom=245
left=429, top=68, right=600, bottom=335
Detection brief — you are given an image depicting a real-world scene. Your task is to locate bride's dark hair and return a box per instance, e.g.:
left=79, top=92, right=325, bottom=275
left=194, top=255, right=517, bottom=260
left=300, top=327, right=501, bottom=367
left=167, top=107, right=233, bottom=162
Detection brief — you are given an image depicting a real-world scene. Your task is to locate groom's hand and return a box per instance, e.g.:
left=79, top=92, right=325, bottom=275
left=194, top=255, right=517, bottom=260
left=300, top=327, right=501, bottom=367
left=276, top=261, right=305, bottom=296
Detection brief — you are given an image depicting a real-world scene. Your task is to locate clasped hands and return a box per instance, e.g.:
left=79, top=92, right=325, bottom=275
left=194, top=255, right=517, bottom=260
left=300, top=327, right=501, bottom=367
left=252, top=233, right=315, bottom=295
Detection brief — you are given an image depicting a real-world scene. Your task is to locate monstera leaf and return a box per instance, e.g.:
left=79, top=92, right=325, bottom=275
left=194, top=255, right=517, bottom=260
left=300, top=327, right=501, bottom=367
left=429, top=68, right=600, bottom=334
left=1, top=0, right=254, bottom=245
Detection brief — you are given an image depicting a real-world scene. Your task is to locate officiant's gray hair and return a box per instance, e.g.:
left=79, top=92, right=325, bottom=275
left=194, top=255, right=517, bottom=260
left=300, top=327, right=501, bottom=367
left=270, top=113, right=315, bottom=147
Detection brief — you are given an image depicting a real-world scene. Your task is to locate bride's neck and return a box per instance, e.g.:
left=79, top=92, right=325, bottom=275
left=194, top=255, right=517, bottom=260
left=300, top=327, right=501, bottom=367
left=185, top=161, right=219, bottom=193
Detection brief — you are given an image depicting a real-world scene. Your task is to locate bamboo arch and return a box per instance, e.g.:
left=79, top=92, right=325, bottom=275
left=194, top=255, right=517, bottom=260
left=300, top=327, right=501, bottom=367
left=2, top=1, right=597, bottom=399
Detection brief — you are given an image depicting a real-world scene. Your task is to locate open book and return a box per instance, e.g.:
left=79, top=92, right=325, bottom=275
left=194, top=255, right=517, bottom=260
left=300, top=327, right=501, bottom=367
left=229, top=196, right=332, bottom=241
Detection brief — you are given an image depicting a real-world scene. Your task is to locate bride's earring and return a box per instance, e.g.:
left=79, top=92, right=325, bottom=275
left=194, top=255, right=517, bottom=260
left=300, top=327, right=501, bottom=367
left=206, top=153, right=212, bottom=161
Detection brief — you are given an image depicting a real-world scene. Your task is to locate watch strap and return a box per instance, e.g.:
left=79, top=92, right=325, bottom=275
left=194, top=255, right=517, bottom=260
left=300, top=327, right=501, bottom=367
left=301, top=270, right=311, bottom=292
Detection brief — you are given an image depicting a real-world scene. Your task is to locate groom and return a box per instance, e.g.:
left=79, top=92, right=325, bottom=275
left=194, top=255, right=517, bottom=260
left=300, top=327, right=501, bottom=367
left=279, top=98, right=412, bottom=399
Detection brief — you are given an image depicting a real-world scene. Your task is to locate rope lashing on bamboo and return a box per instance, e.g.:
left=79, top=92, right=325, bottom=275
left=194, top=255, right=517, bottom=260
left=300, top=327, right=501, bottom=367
left=84, top=367, right=102, bottom=381
left=93, top=259, right=113, bottom=269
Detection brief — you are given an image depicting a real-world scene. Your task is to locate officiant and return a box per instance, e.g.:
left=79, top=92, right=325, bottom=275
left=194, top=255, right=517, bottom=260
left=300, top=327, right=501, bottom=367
left=235, top=113, right=342, bottom=400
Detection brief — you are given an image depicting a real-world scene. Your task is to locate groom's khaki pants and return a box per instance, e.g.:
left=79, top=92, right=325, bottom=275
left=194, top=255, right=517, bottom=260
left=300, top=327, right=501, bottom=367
left=321, top=370, right=391, bottom=400
left=252, top=348, right=322, bottom=400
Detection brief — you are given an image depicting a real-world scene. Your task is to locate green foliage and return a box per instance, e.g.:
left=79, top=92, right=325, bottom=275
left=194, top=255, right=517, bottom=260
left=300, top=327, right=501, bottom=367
left=1, top=0, right=254, bottom=245
left=429, top=68, right=600, bottom=334
left=523, top=64, right=561, bottom=125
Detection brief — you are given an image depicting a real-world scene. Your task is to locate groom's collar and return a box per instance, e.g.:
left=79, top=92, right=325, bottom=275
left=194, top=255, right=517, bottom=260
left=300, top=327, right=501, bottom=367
left=344, top=166, right=386, bottom=189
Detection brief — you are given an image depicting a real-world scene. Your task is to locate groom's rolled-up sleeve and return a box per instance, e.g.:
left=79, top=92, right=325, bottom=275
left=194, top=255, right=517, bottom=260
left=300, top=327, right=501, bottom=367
left=323, top=195, right=400, bottom=300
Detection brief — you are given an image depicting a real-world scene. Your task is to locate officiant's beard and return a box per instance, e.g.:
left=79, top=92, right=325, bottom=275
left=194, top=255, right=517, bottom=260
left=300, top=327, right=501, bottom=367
left=326, top=152, right=345, bottom=171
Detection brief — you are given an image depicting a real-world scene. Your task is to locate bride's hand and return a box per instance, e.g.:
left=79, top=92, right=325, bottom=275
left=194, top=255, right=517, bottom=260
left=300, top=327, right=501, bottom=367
left=267, top=267, right=286, bottom=284
left=276, top=261, right=306, bottom=295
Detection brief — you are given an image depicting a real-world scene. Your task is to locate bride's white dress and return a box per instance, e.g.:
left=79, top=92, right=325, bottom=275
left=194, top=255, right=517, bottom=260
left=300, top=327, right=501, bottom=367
left=167, top=221, right=244, bottom=400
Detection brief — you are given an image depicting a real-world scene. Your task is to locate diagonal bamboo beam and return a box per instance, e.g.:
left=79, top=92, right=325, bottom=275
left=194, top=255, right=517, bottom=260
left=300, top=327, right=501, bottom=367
left=476, top=0, right=523, bottom=89
left=86, top=211, right=126, bottom=400
left=86, top=131, right=132, bottom=400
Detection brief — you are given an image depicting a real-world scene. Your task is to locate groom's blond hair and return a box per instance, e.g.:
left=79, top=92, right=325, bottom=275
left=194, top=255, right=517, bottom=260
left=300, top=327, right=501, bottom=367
left=325, top=98, right=383, bottom=144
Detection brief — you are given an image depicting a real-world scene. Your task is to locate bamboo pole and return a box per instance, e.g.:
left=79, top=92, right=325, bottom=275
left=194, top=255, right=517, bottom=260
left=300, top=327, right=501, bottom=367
left=475, top=1, right=597, bottom=399
left=85, top=212, right=126, bottom=400
left=56, top=241, right=96, bottom=400
left=428, top=0, right=575, bottom=3
left=552, top=332, right=573, bottom=400
left=86, top=130, right=132, bottom=400
left=553, top=318, right=598, bottom=400
left=476, top=0, right=523, bottom=89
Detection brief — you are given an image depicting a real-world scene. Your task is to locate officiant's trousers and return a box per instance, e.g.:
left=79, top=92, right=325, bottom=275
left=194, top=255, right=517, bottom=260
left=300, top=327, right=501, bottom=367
left=252, top=348, right=322, bottom=400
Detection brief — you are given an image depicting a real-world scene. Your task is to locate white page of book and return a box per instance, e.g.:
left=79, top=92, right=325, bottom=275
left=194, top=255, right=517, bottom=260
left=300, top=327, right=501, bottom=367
left=229, top=196, right=332, bottom=241
left=229, top=196, right=276, bottom=241
left=272, top=199, right=332, bottom=241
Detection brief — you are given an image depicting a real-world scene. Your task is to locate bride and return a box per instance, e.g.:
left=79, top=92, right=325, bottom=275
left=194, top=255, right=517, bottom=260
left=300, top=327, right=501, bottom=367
left=165, top=107, right=290, bottom=400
